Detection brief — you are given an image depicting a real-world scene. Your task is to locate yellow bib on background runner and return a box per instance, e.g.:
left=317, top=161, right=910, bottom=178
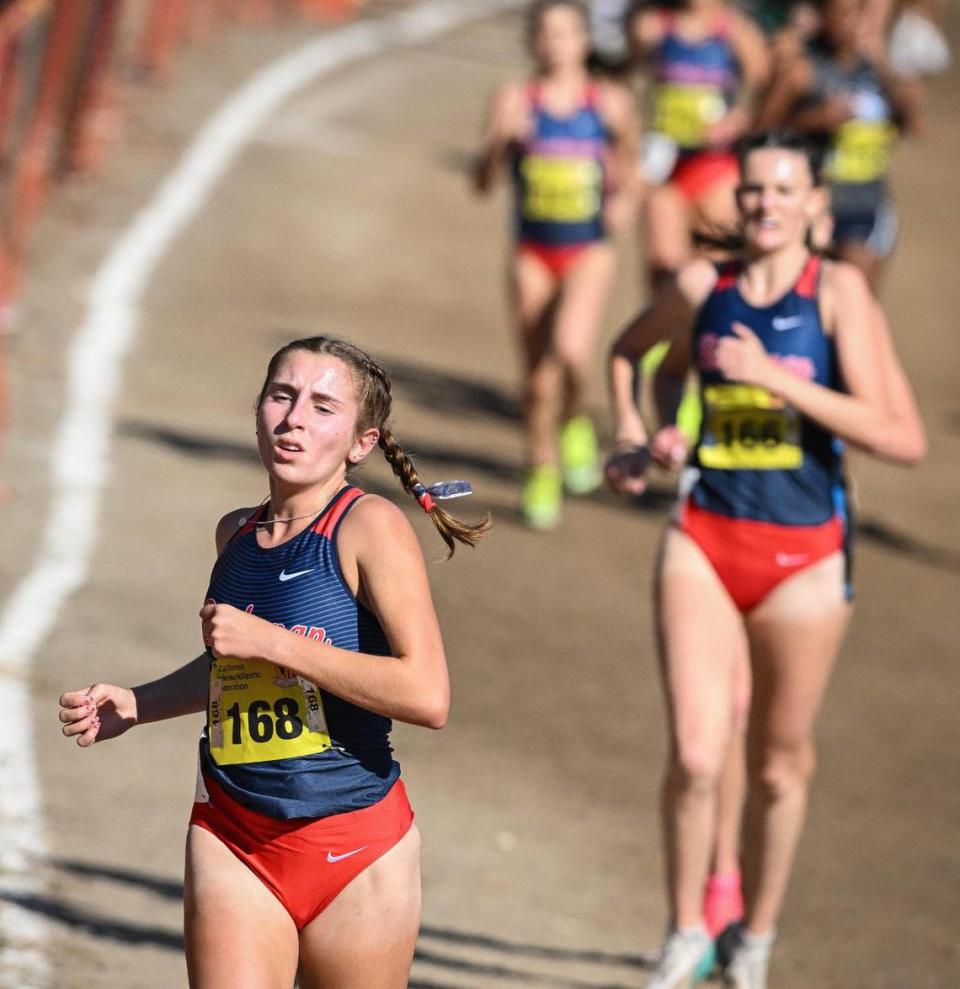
left=520, top=155, right=602, bottom=223
left=698, top=384, right=804, bottom=470
left=208, top=657, right=330, bottom=766
left=651, top=83, right=725, bottom=149
left=826, top=120, right=896, bottom=184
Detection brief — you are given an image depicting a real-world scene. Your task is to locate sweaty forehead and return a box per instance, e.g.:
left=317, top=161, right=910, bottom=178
left=744, top=149, right=811, bottom=186
left=273, top=353, right=357, bottom=397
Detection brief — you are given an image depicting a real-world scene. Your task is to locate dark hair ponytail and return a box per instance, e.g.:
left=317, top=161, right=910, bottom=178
left=258, top=336, right=491, bottom=557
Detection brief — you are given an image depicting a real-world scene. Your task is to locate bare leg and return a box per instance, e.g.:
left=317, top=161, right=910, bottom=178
left=742, top=553, right=852, bottom=934
left=184, top=825, right=299, bottom=989
left=510, top=251, right=560, bottom=466
left=297, top=825, right=422, bottom=989
left=552, top=242, right=617, bottom=422
left=712, top=649, right=750, bottom=878
left=655, top=527, right=749, bottom=928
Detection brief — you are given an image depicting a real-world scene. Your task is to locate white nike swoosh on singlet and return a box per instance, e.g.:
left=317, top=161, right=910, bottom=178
left=278, top=568, right=315, bottom=582
left=775, top=552, right=809, bottom=567
left=772, top=315, right=804, bottom=331
left=327, top=846, right=368, bottom=864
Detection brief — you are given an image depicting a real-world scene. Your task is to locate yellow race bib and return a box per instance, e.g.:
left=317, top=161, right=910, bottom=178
left=208, top=657, right=330, bottom=766
left=651, top=83, right=725, bottom=149
left=698, top=384, right=804, bottom=470
left=520, top=155, right=602, bottom=223
left=826, top=120, right=896, bottom=184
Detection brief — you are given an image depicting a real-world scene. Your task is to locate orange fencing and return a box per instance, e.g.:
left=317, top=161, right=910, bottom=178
left=0, top=0, right=367, bottom=452
left=0, top=0, right=365, bottom=321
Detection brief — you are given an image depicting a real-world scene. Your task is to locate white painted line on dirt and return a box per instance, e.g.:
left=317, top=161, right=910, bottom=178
left=0, top=0, right=521, bottom=983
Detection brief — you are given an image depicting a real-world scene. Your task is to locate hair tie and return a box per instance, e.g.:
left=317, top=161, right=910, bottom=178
left=410, top=480, right=473, bottom=515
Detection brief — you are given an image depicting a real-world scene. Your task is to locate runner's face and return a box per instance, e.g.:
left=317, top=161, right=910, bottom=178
left=737, top=149, right=819, bottom=253
left=256, top=352, right=367, bottom=489
left=533, top=6, right=589, bottom=72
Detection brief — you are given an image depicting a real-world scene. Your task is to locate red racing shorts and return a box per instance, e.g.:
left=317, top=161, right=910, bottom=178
left=189, top=775, right=414, bottom=930
left=670, top=150, right=739, bottom=204
left=679, top=500, right=845, bottom=613
left=518, top=240, right=595, bottom=279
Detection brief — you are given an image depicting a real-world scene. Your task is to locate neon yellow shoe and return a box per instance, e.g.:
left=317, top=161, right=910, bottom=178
left=521, top=463, right=562, bottom=530
left=559, top=415, right=601, bottom=495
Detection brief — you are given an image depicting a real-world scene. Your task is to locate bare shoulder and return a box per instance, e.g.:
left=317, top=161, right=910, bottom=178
left=676, top=258, right=720, bottom=304
left=820, top=258, right=872, bottom=333
left=493, top=79, right=528, bottom=113
left=338, top=494, right=422, bottom=559
left=215, top=508, right=255, bottom=555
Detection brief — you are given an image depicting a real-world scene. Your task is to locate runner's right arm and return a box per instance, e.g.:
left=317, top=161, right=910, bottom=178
left=59, top=655, right=209, bottom=747
left=473, top=82, right=526, bottom=194
left=606, top=261, right=714, bottom=492
left=58, top=507, right=248, bottom=747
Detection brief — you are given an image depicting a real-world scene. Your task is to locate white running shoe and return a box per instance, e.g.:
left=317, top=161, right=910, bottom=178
left=645, top=924, right=713, bottom=989
left=721, top=924, right=774, bottom=989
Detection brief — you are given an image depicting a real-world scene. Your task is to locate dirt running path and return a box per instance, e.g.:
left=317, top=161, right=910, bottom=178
left=1, top=6, right=957, bottom=988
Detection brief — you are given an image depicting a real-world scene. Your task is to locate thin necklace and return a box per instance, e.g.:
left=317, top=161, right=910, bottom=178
left=240, top=496, right=325, bottom=528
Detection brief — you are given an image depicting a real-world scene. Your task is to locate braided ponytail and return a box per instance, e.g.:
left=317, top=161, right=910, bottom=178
left=378, top=427, right=492, bottom=557
left=258, top=336, right=491, bottom=557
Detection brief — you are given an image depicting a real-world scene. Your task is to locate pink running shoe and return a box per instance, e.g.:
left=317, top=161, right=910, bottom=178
left=703, top=871, right=744, bottom=939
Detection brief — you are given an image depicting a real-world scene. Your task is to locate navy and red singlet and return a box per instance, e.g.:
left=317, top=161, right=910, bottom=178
left=648, top=10, right=741, bottom=200
left=198, top=484, right=400, bottom=820
left=190, top=485, right=413, bottom=929
left=512, top=81, right=610, bottom=277
left=679, top=255, right=851, bottom=611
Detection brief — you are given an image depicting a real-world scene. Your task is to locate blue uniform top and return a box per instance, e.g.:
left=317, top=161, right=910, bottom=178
left=512, top=81, right=609, bottom=246
left=649, top=11, right=740, bottom=152
left=689, top=255, right=847, bottom=526
left=199, top=485, right=400, bottom=821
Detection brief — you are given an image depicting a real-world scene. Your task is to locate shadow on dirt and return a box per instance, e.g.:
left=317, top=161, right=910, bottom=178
left=118, top=411, right=960, bottom=571
left=5, top=859, right=653, bottom=989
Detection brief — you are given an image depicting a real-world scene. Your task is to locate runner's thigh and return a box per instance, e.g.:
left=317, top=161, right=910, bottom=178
left=184, top=825, right=299, bottom=989
left=297, top=824, right=422, bottom=989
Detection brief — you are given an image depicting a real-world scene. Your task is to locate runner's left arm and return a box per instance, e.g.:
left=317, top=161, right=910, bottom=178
left=200, top=497, right=450, bottom=730
left=714, top=262, right=926, bottom=463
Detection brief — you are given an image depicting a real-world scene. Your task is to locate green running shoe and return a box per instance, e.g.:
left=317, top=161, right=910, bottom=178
left=559, top=415, right=601, bottom=495
left=521, top=463, right=562, bottom=530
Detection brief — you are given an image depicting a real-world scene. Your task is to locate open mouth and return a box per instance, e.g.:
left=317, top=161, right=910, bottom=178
left=274, top=439, right=303, bottom=456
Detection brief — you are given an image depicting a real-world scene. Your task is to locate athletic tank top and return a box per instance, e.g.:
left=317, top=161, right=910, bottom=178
left=513, top=81, right=609, bottom=246
left=689, top=255, right=846, bottom=526
left=649, top=11, right=739, bottom=151
left=199, top=485, right=400, bottom=820
left=806, top=40, right=896, bottom=186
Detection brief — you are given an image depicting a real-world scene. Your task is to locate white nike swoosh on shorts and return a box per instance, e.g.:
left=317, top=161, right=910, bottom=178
left=326, top=846, right=368, bottom=864
left=775, top=552, right=809, bottom=567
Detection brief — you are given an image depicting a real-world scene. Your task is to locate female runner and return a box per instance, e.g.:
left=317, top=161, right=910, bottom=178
left=474, top=0, right=639, bottom=530
left=605, top=131, right=924, bottom=988
left=59, top=336, right=489, bottom=988
left=627, top=0, right=770, bottom=289
left=755, top=0, right=919, bottom=290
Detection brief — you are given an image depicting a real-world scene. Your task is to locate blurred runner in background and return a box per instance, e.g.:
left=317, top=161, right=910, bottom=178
left=756, top=0, right=921, bottom=290
left=475, top=0, right=639, bottom=530
left=627, top=0, right=769, bottom=290
left=605, top=131, right=924, bottom=989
